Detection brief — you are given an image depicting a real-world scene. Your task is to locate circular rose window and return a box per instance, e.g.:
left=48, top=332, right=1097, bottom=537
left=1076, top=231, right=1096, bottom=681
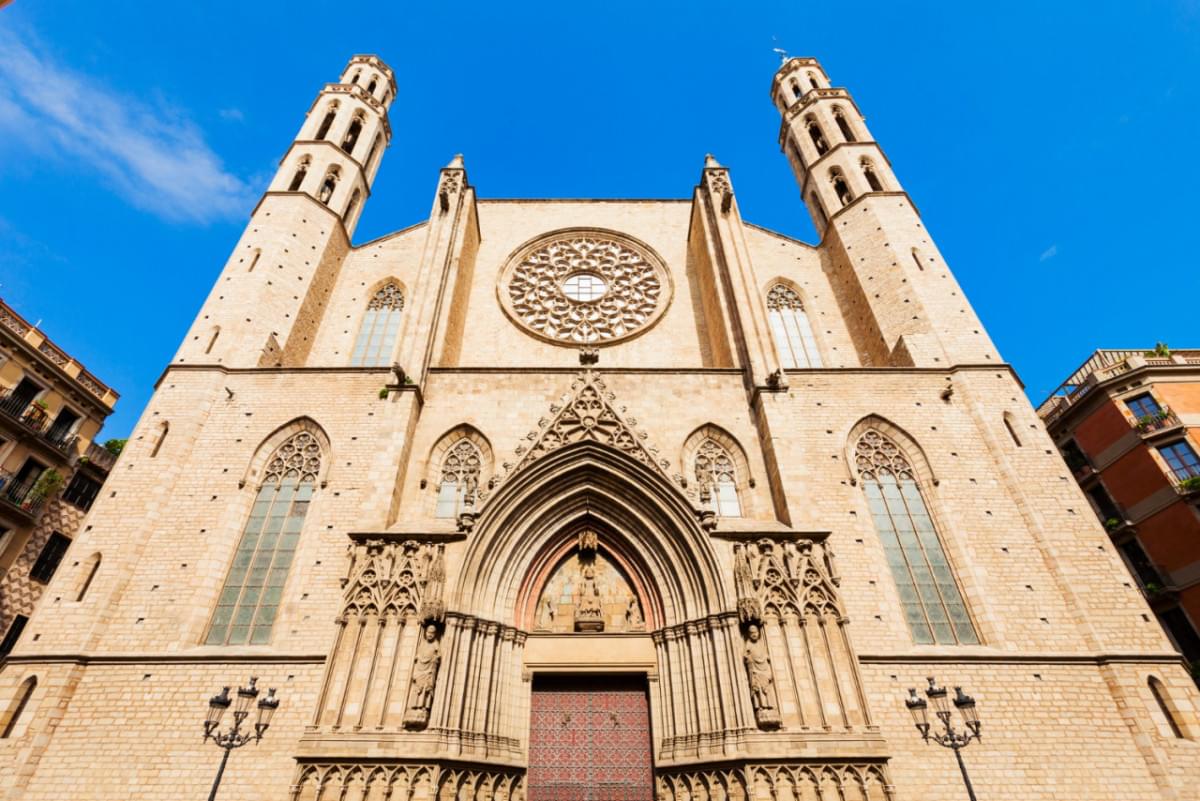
left=498, top=229, right=671, bottom=345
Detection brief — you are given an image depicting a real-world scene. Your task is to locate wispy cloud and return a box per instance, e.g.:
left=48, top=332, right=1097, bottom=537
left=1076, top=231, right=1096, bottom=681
left=219, top=108, right=245, bottom=122
left=1039, top=244, right=1058, bottom=262
left=0, top=28, right=253, bottom=223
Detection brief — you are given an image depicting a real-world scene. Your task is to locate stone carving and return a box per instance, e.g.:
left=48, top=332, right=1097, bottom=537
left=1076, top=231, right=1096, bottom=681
left=534, top=549, right=645, bottom=634
left=367, top=281, right=404, bottom=311
left=404, top=622, right=442, bottom=729
left=265, top=431, right=322, bottom=484
left=578, top=528, right=598, bottom=554
left=655, top=763, right=894, bottom=801
left=855, top=429, right=915, bottom=481
left=766, top=284, right=806, bottom=312
left=493, top=371, right=674, bottom=494
left=734, top=538, right=842, bottom=623
left=501, top=231, right=667, bottom=345
left=290, top=762, right=525, bottom=801
left=742, top=622, right=781, bottom=729
left=340, top=539, right=443, bottom=621
left=694, top=439, right=738, bottom=512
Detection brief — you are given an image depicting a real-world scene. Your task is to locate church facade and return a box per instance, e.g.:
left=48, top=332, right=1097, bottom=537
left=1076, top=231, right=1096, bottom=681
left=1, top=54, right=1198, bottom=800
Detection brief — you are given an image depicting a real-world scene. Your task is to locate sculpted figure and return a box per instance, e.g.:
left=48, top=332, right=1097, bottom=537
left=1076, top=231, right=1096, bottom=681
left=743, top=623, right=781, bottom=729
left=574, top=562, right=604, bottom=631
left=404, top=623, right=442, bottom=728
left=537, top=596, right=556, bottom=630
left=625, top=596, right=643, bottom=630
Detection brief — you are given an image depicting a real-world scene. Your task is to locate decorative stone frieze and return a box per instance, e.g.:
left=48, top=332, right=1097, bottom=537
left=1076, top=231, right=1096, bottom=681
left=290, top=762, right=524, bottom=801
left=655, top=762, right=894, bottom=801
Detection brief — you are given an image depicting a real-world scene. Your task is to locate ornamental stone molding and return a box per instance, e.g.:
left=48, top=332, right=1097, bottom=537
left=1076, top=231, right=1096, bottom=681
left=497, top=228, right=672, bottom=346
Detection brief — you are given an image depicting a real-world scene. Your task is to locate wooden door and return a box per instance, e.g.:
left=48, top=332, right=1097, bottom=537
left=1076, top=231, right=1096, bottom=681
left=528, top=675, right=653, bottom=801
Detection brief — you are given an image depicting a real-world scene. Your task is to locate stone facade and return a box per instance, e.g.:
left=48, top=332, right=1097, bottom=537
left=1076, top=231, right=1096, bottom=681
left=1, top=54, right=1198, bottom=800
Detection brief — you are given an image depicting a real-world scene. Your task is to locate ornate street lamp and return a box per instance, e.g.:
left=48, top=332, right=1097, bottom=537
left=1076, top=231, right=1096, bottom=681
left=202, top=677, right=280, bottom=801
left=904, top=676, right=981, bottom=801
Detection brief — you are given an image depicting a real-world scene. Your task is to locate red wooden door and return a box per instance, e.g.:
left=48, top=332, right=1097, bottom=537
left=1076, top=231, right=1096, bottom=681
left=528, top=675, right=653, bottom=801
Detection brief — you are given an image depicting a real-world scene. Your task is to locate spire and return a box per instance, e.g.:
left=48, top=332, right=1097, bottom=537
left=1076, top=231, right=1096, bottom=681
left=704, top=153, right=722, bottom=169
left=446, top=153, right=465, bottom=170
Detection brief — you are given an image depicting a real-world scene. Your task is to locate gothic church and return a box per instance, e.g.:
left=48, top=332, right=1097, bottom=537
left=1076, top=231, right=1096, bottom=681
left=1, top=54, right=1198, bottom=801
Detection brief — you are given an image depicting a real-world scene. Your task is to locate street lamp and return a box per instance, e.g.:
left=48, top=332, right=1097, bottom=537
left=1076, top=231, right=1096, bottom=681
left=904, top=676, right=981, bottom=801
left=202, top=676, right=280, bottom=801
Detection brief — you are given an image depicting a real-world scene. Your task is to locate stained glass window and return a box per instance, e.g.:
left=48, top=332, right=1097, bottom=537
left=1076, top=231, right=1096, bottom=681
left=767, top=285, right=822, bottom=369
left=856, top=429, right=977, bottom=645
left=206, top=431, right=321, bottom=645
left=350, top=282, right=404, bottom=366
left=695, top=439, right=741, bottom=517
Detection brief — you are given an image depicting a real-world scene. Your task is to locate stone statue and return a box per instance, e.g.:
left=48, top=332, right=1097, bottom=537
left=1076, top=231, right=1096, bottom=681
left=734, top=543, right=762, bottom=625
left=537, top=596, right=556, bottom=630
left=404, top=623, right=442, bottom=729
left=743, top=623, right=781, bottom=729
left=578, top=529, right=598, bottom=554
left=318, top=176, right=336, bottom=203
left=574, top=562, right=604, bottom=631
left=625, top=596, right=643, bottom=630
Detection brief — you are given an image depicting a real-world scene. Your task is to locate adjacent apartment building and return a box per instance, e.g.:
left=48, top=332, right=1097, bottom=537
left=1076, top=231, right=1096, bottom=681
left=1039, top=348, right=1200, bottom=682
left=0, top=299, right=119, bottom=658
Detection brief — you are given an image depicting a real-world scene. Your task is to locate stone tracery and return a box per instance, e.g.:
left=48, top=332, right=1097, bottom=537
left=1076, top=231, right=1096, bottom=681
left=502, top=231, right=667, bottom=344
left=264, top=430, right=322, bottom=484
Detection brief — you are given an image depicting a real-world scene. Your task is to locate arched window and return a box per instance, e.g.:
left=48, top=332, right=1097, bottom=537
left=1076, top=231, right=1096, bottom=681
left=367, top=77, right=378, bottom=96
left=205, top=326, right=220, bottom=355
left=856, top=429, right=977, bottom=644
left=365, top=134, right=383, bottom=173
left=206, top=431, right=322, bottom=645
left=74, top=552, right=101, bottom=601
left=350, top=70, right=361, bottom=85
left=315, top=102, right=338, bottom=140
left=343, top=189, right=362, bottom=224
left=809, top=191, right=828, bottom=230
left=861, top=159, right=883, bottom=191
left=1148, top=676, right=1186, bottom=738
left=831, top=169, right=854, bottom=206
left=695, top=439, right=741, bottom=517
left=790, top=80, right=803, bottom=100
left=911, top=247, right=925, bottom=272
left=833, top=107, right=856, bottom=142
left=806, top=116, right=829, bottom=155
left=767, top=285, right=822, bottom=369
left=380, top=89, right=390, bottom=105
left=808, top=71, right=820, bottom=90
left=288, top=158, right=309, bottom=192
left=150, top=420, right=169, bottom=458
left=0, top=676, right=36, bottom=738
left=435, top=439, right=481, bottom=518
left=318, top=168, right=339, bottom=205
left=350, top=282, right=403, bottom=366
left=1003, top=413, right=1022, bottom=447
left=341, top=113, right=364, bottom=155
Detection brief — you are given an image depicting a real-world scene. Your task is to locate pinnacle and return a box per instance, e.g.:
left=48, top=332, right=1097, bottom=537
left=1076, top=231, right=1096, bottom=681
left=704, top=154, right=722, bottom=169
left=446, top=154, right=465, bottom=170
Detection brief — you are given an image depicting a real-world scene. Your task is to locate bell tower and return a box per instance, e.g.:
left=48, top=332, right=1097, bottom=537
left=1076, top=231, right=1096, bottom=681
left=174, top=55, right=395, bottom=368
left=772, top=57, right=999, bottom=368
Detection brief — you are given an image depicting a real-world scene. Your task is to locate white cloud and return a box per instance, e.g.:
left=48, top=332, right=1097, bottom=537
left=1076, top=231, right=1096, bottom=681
left=219, top=107, right=245, bottom=122
left=0, top=28, right=253, bottom=224
left=1039, top=244, right=1058, bottom=262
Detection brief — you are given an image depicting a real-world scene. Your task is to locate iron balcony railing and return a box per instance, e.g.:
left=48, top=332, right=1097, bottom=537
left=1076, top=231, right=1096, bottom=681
left=1132, top=409, right=1183, bottom=435
left=0, top=390, right=78, bottom=455
left=0, top=469, right=44, bottom=517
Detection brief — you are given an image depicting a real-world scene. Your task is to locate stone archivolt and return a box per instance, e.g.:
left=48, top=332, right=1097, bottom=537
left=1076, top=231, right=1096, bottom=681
left=533, top=545, right=645, bottom=634
left=499, top=229, right=670, bottom=345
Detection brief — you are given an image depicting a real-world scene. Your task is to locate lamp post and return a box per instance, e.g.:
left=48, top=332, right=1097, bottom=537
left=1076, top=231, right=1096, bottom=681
left=904, top=676, right=982, bottom=801
left=202, top=676, right=280, bottom=801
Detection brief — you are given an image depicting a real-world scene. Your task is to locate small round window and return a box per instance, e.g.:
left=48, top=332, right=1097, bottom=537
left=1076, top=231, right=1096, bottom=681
left=562, top=273, right=607, bottom=302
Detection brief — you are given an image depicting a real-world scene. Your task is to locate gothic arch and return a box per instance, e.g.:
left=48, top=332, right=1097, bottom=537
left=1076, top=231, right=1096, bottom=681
left=426, top=424, right=494, bottom=490
left=239, top=416, right=332, bottom=489
left=680, top=424, right=753, bottom=509
left=455, top=441, right=728, bottom=628
left=844, top=414, right=938, bottom=488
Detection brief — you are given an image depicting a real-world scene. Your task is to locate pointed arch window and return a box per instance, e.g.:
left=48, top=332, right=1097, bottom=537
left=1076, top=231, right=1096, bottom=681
left=206, top=431, right=322, bottom=645
left=856, top=430, right=977, bottom=645
left=831, top=169, right=854, bottom=206
left=806, top=116, right=829, bottom=155
left=0, top=676, right=36, bottom=739
left=350, top=282, right=404, bottom=366
left=861, top=158, right=883, bottom=191
left=343, top=189, right=362, bottom=224
left=315, top=102, right=338, bottom=140
left=1149, top=676, right=1186, bottom=738
left=435, top=439, right=481, bottom=518
left=288, top=157, right=309, bottom=192
left=833, top=107, right=856, bottom=142
left=767, top=285, right=822, bottom=369
left=695, top=439, right=741, bottom=517
left=318, top=168, right=339, bottom=205
left=341, top=112, right=364, bottom=155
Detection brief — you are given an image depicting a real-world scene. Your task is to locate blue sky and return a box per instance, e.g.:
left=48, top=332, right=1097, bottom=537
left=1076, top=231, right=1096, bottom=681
left=1, top=1, right=1198, bottom=438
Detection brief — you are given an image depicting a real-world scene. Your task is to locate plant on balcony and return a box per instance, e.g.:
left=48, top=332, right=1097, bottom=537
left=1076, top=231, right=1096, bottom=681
left=1147, top=342, right=1171, bottom=358
left=23, top=468, right=64, bottom=508
left=1143, top=581, right=1164, bottom=596
left=32, top=398, right=49, bottom=410
left=103, top=438, right=126, bottom=457
left=379, top=387, right=389, bottom=399
left=1104, top=517, right=1122, bottom=532
left=1179, top=476, right=1200, bottom=493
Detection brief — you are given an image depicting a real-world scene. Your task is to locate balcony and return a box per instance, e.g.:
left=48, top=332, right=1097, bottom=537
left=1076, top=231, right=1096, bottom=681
left=0, top=390, right=79, bottom=456
left=1173, top=475, right=1200, bottom=500
left=0, top=469, right=44, bottom=520
left=1132, top=409, right=1184, bottom=438
left=80, top=440, right=116, bottom=473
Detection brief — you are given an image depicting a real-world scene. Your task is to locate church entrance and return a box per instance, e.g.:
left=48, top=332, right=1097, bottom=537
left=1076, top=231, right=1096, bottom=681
left=527, top=675, right=654, bottom=801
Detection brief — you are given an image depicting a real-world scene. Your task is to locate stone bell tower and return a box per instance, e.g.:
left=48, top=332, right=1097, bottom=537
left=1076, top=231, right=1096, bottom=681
left=772, top=57, right=999, bottom=368
left=173, top=55, right=395, bottom=369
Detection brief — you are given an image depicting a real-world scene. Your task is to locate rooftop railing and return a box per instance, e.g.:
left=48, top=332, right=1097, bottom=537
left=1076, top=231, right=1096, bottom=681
left=1038, top=349, right=1200, bottom=425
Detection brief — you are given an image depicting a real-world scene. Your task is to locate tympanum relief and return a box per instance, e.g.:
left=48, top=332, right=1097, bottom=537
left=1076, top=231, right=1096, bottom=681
left=533, top=531, right=645, bottom=634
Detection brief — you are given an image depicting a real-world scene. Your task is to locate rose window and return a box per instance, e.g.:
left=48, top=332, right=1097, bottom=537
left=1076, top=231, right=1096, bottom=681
left=499, top=230, right=671, bottom=345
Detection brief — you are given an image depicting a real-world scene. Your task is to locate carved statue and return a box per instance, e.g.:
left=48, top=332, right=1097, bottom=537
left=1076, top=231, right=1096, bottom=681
left=578, top=529, right=598, bottom=554
left=537, top=596, right=556, bottom=630
left=734, top=543, right=762, bottom=625
left=574, top=562, right=604, bottom=631
left=625, top=596, right=643, bottom=630
left=404, top=623, right=442, bottom=729
left=743, top=623, right=781, bottom=729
